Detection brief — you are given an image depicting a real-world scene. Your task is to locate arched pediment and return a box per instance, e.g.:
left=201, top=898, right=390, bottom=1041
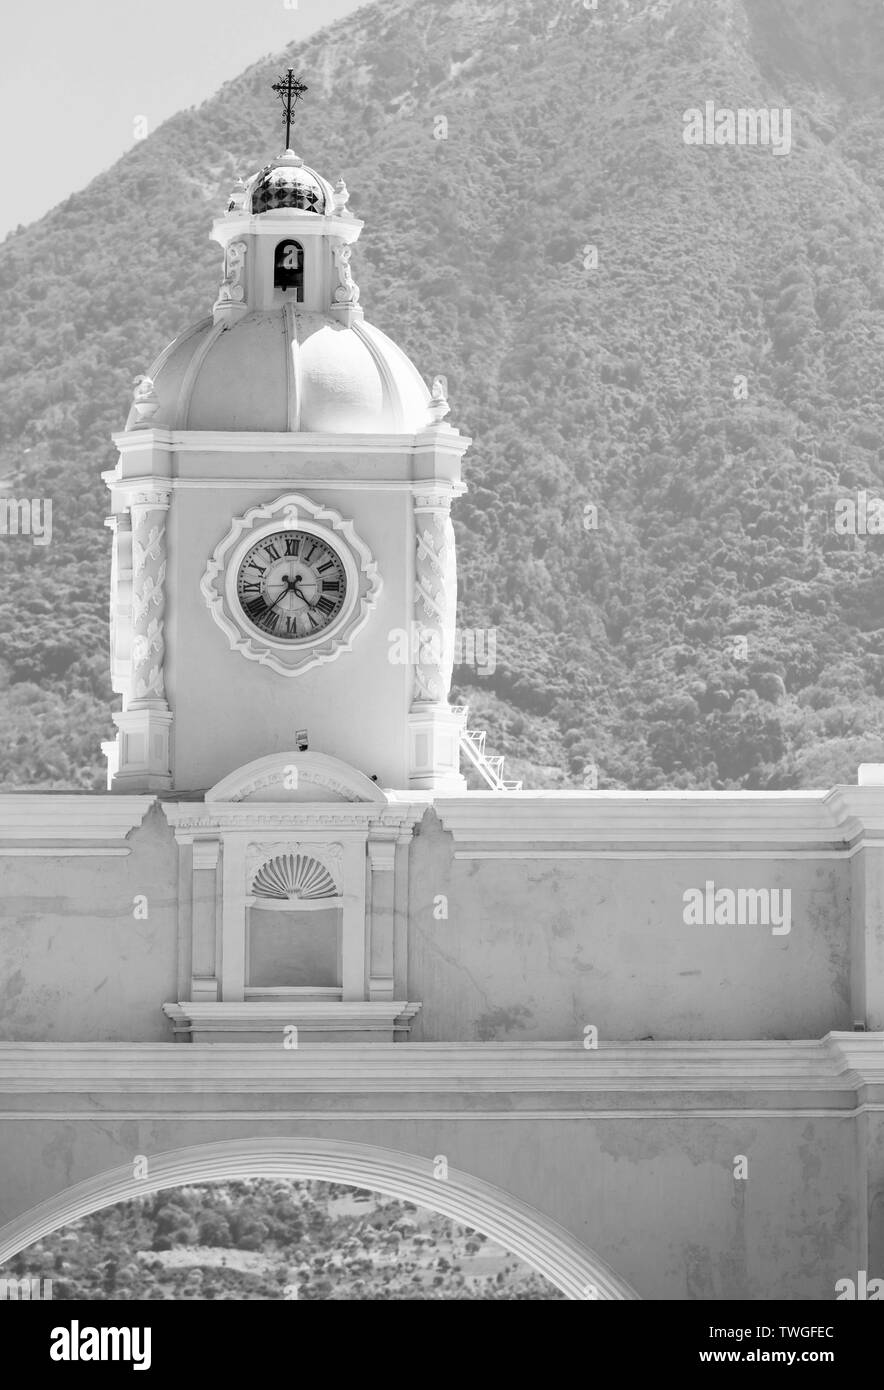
left=206, top=752, right=388, bottom=805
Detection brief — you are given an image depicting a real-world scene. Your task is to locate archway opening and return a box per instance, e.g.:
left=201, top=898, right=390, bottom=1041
left=1, top=1178, right=565, bottom=1301
left=0, top=1138, right=640, bottom=1301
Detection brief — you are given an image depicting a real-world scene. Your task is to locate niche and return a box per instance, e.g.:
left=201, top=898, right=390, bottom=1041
left=245, top=851, right=342, bottom=996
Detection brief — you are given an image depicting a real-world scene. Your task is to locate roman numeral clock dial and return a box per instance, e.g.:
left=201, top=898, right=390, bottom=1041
left=235, top=531, right=347, bottom=642
left=203, top=496, right=381, bottom=678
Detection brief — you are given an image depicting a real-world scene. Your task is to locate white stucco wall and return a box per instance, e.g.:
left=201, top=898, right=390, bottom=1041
left=0, top=806, right=177, bottom=1042
left=0, top=1107, right=859, bottom=1300
left=0, top=799, right=857, bottom=1044
left=407, top=812, right=851, bottom=1042
left=164, top=465, right=415, bottom=792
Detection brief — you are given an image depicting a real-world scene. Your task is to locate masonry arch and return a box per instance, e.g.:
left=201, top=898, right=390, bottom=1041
left=206, top=750, right=387, bottom=804
left=0, top=1137, right=639, bottom=1301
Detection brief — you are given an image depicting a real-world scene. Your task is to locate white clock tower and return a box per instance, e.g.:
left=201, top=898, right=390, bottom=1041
left=104, top=106, right=469, bottom=796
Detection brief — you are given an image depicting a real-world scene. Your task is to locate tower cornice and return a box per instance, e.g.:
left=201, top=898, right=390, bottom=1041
left=110, top=427, right=473, bottom=457
left=211, top=211, right=363, bottom=247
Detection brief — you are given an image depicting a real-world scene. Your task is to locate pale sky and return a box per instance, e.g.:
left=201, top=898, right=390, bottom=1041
left=0, top=0, right=366, bottom=241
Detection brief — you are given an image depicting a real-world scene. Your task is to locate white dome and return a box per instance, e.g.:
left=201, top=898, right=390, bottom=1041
left=248, top=159, right=330, bottom=215
left=128, top=310, right=435, bottom=434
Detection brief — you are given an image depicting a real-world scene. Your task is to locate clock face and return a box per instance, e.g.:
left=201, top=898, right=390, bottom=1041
left=235, top=530, right=348, bottom=643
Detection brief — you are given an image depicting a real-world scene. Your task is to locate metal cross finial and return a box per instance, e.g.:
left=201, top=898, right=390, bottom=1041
left=271, top=69, right=308, bottom=150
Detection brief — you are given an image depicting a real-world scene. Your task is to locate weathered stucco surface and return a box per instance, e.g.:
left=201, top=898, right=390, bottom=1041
left=0, top=804, right=854, bottom=1044
left=0, top=785, right=879, bottom=1300
left=408, top=812, right=850, bottom=1042
left=166, top=473, right=417, bottom=793
left=0, top=806, right=177, bottom=1042
left=0, top=1110, right=858, bottom=1300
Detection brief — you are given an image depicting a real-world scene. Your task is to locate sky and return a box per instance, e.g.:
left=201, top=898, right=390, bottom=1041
left=0, top=0, right=366, bottom=241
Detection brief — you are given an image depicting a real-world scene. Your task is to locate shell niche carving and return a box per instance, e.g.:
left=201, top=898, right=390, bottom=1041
left=251, top=852, right=339, bottom=902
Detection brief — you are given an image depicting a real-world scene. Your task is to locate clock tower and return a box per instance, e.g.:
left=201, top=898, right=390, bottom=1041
left=104, top=92, right=469, bottom=796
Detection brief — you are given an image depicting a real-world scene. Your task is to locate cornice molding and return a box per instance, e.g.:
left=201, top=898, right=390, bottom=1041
left=162, top=801, right=428, bottom=836
left=111, top=429, right=472, bottom=458
left=168, top=479, right=467, bottom=493
left=212, top=211, right=365, bottom=240
left=0, top=796, right=154, bottom=844
left=432, top=790, right=884, bottom=849
left=823, top=786, right=884, bottom=840
left=5, top=788, right=884, bottom=854
left=0, top=1035, right=877, bottom=1097
left=163, top=1001, right=422, bottom=1038
left=827, top=1034, right=884, bottom=1084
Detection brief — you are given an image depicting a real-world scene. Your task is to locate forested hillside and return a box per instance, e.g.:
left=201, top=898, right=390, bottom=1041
left=0, top=1179, right=562, bottom=1300
left=3, top=0, right=884, bottom=789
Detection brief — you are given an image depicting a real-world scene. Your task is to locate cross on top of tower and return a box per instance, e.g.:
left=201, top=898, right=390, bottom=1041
left=271, top=69, right=308, bottom=151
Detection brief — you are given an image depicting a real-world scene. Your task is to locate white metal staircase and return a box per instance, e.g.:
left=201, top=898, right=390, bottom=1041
left=452, top=707, right=523, bottom=791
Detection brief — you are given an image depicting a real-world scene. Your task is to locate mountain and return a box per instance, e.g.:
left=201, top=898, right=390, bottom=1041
left=3, top=0, right=884, bottom=790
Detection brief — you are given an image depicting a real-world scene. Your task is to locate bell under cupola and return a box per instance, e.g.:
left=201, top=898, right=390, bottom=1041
left=214, top=148, right=360, bottom=327
left=211, top=68, right=362, bottom=332
left=124, top=75, right=436, bottom=436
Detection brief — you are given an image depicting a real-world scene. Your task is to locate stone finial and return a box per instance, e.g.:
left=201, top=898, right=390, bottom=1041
left=333, top=177, right=353, bottom=218
left=226, top=177, right=248, bottom=213
left=428, top=375, right=451, bottom=423
left=131, top=375, right=160, bottom=426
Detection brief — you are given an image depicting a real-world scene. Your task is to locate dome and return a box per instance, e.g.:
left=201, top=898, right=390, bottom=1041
left=245, top=154, right=330, bottom=215
left=127, top=310, right=436, bottom=434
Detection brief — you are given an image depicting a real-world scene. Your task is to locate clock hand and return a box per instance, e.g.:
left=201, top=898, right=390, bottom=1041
left=292, top=583, right=318, bottom=608
left=267, top=576, right=297, bottom=611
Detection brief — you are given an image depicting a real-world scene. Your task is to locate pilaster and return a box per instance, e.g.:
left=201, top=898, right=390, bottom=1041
left=368, top=837, right=397, bottom=1000
left=408, top=487, right=466, bottom=792
left=110, top=485, right=174, bottom=792
left=191, top=839, right=221, bottom=1001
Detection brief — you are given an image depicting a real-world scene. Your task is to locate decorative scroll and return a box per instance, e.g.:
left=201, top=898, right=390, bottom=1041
left=130, top=493, right=170, bottom=705
left=412, top=494, right=457, bottom=706
left=332, top=241, right=360, bottom=306
left=131, top=375, right=160, bottom=426
left=107, top=511, right=133, bottom=696
left=215, top=241, right=247, bottom=308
